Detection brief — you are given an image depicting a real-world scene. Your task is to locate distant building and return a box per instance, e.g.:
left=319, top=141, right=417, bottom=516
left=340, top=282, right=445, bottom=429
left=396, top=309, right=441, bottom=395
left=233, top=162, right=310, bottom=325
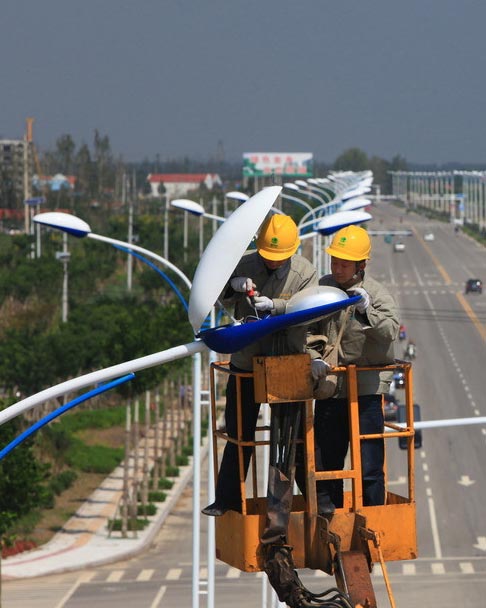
left=0, top=138, right=34, bottom=208
left=32, top=173, right=76, bottom=191
left=147, top=173, right=222, bottom=198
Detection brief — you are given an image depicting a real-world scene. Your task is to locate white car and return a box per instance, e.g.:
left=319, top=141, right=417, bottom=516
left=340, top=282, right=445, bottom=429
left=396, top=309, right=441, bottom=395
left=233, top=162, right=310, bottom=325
left=393, top=242, right=405, bottom=252
left=424, top=232, right=435, bottom=241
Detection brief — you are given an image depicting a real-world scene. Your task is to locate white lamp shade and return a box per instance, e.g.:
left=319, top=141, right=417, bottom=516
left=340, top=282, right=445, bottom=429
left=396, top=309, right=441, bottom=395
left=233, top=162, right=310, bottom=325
left=33, top=212, right=91, bottom=237
left=188, top=186, right=281, bottom=332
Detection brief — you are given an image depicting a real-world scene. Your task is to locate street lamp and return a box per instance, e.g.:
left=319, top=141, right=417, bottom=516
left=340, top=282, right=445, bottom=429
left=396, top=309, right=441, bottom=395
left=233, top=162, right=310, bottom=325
left=33, top=212, right=191, bottom=290
left=171, top=199, right=226, bottom=224
left=339, top=197, right=372, bottom=212
left=32, top=211, right=209, bottom=608
left=224, top=190, right=249, bottom=219
left=171, top=199, right=226, bottom=258
left=225, top=191, right=249, bottom=202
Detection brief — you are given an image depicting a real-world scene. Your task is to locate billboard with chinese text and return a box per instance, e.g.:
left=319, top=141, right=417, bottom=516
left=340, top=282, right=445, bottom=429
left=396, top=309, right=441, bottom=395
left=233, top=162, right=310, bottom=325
left=243, top=152, right=313, bottom=178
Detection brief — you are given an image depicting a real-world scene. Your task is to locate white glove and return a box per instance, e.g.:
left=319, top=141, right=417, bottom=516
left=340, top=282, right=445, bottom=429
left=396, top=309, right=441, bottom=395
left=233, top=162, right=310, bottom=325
left=253, top=295, right=274, bottom=311
left=348, top=287, right=370, bottom=314
left=230, top=277, right=255, bottom=293
left=311, top=359, right=331, bottom=381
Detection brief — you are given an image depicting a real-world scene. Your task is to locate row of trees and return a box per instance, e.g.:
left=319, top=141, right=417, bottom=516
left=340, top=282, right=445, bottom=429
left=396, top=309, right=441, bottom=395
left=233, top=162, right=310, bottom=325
left=0, top=223, right=195, bottom=398
left=36, top=130, right=412, bottom=205
left=0, top=208, right=197, bottom=540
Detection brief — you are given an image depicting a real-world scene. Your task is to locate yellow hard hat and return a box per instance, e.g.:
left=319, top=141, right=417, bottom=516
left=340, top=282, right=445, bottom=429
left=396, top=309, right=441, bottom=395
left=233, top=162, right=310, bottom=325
left=326, top=225, right=371, bottom=261
left=256, top=214, right=300, bottom=261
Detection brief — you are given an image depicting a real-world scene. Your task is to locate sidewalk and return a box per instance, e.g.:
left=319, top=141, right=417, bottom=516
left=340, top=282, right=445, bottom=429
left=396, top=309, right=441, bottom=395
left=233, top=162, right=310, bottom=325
left=1, top=443, right=207, bottom=580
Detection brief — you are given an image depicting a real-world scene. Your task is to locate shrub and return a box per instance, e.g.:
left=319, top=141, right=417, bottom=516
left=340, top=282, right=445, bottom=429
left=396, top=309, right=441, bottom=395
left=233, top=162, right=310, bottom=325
left=157, top=478, right=174, bottom=490
left=137, top=503, right=157, bottom=516
left=165, top=465, right=179, bottom=477
left=66, top=439, right=124, bottom=473
left=148, top=491, right=167, bottom=502
left=109, top=518, right=149, bottom=531
left=176, top=455, right=189, bottom=466
left=49, top=470, right=78, bottom=495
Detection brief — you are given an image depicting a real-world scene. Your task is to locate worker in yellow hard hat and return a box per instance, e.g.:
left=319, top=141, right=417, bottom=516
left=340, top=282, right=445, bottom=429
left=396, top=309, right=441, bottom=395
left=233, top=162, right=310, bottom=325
left=202, top=213, right=317, bottom=517
left=307, top=224, right=400, bottom=515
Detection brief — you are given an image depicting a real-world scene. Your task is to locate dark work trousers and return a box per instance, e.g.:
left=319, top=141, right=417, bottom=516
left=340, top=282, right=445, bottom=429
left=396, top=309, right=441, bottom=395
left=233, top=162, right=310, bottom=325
left=214, top=366, right=261, bottom=508
left=314, top=394, right=385, bottom=507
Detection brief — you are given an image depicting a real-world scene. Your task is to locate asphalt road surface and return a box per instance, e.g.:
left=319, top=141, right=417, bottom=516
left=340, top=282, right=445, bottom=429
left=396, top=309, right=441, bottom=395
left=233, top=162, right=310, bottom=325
left=4, top=201, right=486, bottom=607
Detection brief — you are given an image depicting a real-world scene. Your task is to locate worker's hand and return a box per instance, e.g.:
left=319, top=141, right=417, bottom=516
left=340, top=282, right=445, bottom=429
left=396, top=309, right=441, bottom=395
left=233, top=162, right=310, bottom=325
left=348, top=287, right=370, bottom=314
left=230, top=277, right=255, bottom=293
left=253, top=296, right=274, bottom=311
left=311, top=359, right=331, bottom=381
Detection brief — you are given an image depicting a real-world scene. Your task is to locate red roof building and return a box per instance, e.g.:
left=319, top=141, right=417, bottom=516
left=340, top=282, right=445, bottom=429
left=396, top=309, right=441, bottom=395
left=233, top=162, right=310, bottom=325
left=147, top=173, right=222, bottom=198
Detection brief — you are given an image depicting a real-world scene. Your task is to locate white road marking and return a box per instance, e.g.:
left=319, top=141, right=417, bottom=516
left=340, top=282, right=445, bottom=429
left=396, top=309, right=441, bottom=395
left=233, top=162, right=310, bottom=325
left=166, top=568, right=182, bottom=580
left=403, top=563, right=416, bottom=576
left=428, top=496, right=443, bottom=559
left=149, top=585, right=167, bottom=608
left=431, top=562, right=445, bottom=575
left=137, top=569, right=154, bottom=581
left=226, top=567, right=241, bottom=578
left=54, top=572, right=94, bottom=608
left=106, top=570, right=124, bottom=582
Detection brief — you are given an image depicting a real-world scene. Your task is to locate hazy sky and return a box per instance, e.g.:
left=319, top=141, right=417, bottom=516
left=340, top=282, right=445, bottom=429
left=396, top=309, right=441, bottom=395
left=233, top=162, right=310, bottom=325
left=2, top=1, right=485, bottom=165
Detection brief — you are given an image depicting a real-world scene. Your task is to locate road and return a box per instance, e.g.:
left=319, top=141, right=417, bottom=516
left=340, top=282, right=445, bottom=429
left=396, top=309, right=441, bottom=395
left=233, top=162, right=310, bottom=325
left=3, top=201, right=486, bottom=607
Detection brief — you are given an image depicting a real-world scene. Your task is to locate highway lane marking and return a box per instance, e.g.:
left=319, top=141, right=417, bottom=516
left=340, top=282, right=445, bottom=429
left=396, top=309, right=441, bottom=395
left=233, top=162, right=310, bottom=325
left=149, top=584, right=167, bottom=608
left=403, top=563, right=416, bottom=575
left=137, top=569, right=154, bottom=581
left=428, top=495, right=443, bottom=559
left=54, top=572, right=95, bottom=608
left=456, top=291, right=486, bottom=343
left=431, top=562, right=446, bottom=574
left=106, top=569, right=124, bottom=582
left=166, top=567, right=182, bottom=580
left=411, top=226, right=452, bottom=285
left=410, top=226, right=486, bottom=343
left=460, top=562, right=474, bottom=574
left=226, top=566, right=241, bottom=578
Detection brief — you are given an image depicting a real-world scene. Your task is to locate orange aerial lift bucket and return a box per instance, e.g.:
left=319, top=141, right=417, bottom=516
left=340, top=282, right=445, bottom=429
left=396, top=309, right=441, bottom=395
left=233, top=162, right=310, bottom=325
left=208, top=355, right=417, bottom=582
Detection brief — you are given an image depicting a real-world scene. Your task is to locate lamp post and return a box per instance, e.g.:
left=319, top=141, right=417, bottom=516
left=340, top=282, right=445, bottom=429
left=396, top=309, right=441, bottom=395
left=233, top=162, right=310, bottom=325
left=33, top=211, right=209, bottom=608
left=224, top=190, right=249, bottom=218
left=54, top=232, right=70, bottom=322
left=171, top=199, right=226, bottom=258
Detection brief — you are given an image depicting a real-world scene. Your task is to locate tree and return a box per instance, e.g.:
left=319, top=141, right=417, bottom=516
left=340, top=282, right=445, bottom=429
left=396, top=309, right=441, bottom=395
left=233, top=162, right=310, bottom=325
left=55, top=134, right=76, bottom=175
left=333, top=148, right=369, bottom=172
left=75, top=143, right=94, bottom=196
left=93, top=129, right=113, bottom=198
left=0, top=417, right=50, bottom=537
left=389, top=154, right=409, bottom=172
left=368, top=156, right=390, bottom=192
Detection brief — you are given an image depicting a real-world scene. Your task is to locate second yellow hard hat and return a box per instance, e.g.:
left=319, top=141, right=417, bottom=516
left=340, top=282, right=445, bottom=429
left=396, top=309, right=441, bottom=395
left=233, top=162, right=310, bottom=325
left=326, top=225, right=371, bottom=261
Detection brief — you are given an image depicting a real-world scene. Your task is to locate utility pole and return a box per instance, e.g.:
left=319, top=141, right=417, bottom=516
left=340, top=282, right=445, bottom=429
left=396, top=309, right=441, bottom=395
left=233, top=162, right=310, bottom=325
left=122, top=402, right=131, bottom=538
left=163, top=196, right=169, bottom=260
left=55, top=233, right=70, bottom=322
left=125, top=173, right=133, bottom=291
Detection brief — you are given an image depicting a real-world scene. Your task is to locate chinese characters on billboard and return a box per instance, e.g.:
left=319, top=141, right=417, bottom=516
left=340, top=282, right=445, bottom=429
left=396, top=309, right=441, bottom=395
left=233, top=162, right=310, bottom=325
left=243, top=153, right=313, bottom=178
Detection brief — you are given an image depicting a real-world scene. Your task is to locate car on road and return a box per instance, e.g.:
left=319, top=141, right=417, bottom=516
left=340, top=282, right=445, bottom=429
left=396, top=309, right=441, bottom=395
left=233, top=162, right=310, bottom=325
left=424, top=232, right=435, bottom=241
left=393, top=241, right=405, bottom=252
left=392, top=370, right=405, bottom=390
left=465, top=278, right=483, bottom=295
left=384, top=393, right=399, bottom=421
